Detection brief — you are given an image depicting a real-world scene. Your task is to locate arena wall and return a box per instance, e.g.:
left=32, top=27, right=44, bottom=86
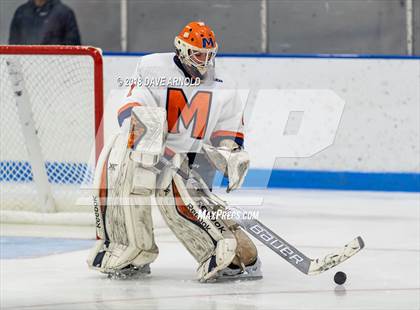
left=102, top=54, right=420, bottom=192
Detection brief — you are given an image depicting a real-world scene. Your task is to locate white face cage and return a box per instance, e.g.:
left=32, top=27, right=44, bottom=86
left=174, top=37, right=218, bottom=76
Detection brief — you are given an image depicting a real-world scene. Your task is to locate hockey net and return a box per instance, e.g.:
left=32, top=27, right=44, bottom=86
left=0, top=46, right=103, bottom=226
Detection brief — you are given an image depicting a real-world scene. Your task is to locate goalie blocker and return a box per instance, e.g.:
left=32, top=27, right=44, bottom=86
left=87, top=106, right=262, bottom=282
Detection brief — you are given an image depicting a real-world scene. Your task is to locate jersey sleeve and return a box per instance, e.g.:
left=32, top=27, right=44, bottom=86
left=211, top=89, right=245, bottom=147
left=117, top=59, right=159, bottom=128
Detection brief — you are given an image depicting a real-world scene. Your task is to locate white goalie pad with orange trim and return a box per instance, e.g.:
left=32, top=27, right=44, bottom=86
left=87, top=106, right=166, bottom=274
left=87, top=131, right=158, bottom=273
left=155, top=154, right=257, bottom=281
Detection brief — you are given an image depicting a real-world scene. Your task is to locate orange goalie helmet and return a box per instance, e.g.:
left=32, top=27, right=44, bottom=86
left=174, top=21, right=218, bottom=78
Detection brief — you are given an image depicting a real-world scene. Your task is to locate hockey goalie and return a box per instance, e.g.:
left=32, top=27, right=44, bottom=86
left=87, top=21, right=262, bottom=282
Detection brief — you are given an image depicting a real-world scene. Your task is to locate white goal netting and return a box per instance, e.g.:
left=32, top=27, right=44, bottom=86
left=0, top=46, right=103, bottom=223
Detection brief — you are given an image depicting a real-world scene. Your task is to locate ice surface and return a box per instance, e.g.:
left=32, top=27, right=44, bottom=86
left=1, top=189, right=419, bottom=309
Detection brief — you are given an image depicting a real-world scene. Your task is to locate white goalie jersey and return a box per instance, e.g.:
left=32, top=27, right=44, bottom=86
left=116, top=53, right=245, bottom=153
left=88, top=23, right=262, bottom=283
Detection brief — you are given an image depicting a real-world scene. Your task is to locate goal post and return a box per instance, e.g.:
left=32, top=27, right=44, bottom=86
left=0, top=45, right=104, bottom=219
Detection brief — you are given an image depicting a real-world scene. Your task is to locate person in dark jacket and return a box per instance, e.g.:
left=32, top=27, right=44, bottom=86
left=9, top=0, right=81, bottom=45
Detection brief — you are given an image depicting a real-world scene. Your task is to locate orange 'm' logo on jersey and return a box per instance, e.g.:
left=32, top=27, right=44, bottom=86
left=166, top=88, right=212, bottom=139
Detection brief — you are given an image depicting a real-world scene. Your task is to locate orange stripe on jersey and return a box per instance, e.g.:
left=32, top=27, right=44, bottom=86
left=211, top=130, right=244, bottom=147
left=117, top=102, right=142, bottom=127
left=211, top=130, right=244, bottom=139
left=118, top=102, right=142, bottom=115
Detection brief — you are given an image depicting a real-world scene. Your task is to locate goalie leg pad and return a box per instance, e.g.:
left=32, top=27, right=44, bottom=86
left=156, top=176, right=221, bottom=263
left=156, top=154, right=240, bottom=281
left=87, top=132, right=159, bottom=274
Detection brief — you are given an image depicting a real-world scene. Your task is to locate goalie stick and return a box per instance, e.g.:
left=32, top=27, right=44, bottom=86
left=157, top=156, right=365, bottom=276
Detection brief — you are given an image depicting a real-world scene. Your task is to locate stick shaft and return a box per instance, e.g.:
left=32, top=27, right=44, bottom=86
left=231, top=207, right=311, bottom=273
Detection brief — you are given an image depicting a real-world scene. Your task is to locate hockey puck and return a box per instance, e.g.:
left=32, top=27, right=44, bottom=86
left=334, top=271, right=347, bottom=285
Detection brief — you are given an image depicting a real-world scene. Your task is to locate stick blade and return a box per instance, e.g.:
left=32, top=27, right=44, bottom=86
left=307, top=236, right=365, bottom=275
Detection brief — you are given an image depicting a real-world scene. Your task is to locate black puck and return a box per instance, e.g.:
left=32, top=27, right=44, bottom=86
left=334, top=271, right=347, bottom=285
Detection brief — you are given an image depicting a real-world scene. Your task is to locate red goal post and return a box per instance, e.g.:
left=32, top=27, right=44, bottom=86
left=0, top=45, right=104, bottom=160
left=0, top=45, right=104, bottom=219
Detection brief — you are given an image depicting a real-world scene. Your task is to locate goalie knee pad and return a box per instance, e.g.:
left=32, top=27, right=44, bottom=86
left=131, top=165, right=156, bottom=196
